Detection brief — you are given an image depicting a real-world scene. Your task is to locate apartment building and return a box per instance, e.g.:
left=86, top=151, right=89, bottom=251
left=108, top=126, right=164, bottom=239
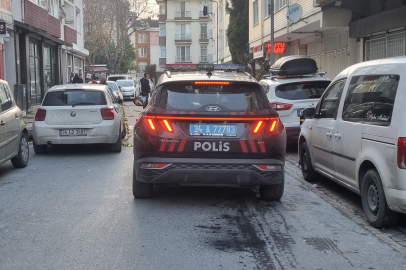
left=212, top=0, right=231, bottom=64
left=156, top=0, right=214, bottom=67
left=10, top=0, right=88, bottom=110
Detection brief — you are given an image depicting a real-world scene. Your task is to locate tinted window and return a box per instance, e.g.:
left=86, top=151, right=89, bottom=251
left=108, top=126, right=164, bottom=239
left=155, top=82, right=269, bottom=112
left=42, top=90, right=107, bottom=106
left=0, top=84, right=13, bottom=112
left=275, top=81, right=330, bottom=100
left=317, top=79, right=346, bottom=119
left=108, top=76, right=126, bottom=82
left=116, top=80, right=134, bottom=87
left=342, top=75, right=399, bottom=126
left=107, top=82, right=118, bottom=91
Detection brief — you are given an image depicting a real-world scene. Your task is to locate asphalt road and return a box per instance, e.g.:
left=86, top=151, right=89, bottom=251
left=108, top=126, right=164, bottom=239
left=1, top=101, right=406, bottom=269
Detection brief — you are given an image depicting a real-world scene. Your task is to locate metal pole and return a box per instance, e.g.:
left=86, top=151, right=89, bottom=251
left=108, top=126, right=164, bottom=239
left=216, top=1, right=219, bottom=64
left=270, top=1, right=275, bottom=66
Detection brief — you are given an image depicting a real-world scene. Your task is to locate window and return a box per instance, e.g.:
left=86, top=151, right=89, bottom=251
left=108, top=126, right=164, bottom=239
left=138, top=48, right=147, bottom=58
left=275, top=81, right=331, bottom=100
left=342, top=75, right=399, bottom=126
left=201, top=46, right=207, bottom=62
left=138, top=33, right=147, bottom=43
left=42, top=91, right=107, bottom=106
left=0, top=83, right=13, bottom=112
left=159, top=2, right=166, bottom=15
left=200, top=2, right=209, bottom=17
left=176, top=46, right=191, bottom=62
left=253, top=1, right=258, bottom=25
left=159, top=24, right=166, bottom=36
left=74, top=57, right=83, bottom=75
left=274, top=0, right=287, bottom=12
left=160, top=46, right=166, bottom=58
left=175, top=2, right=191, bottom=17
left=176, top=24, right=191, bottom=40
left=316, top=79, right=346, bottom=119
left=76, top=7, right=81, bottom=34
left=64, top=1, right=75, bottom=28
left=200, top=23, right=207, bottom=39
left=138, top=62, right=147, bottom=72
left=263, top=0, right=271, bottom=18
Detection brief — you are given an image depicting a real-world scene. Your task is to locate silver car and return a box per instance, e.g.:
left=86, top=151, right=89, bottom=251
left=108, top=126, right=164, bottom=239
left=107, top=81, right=123, bottom=100
left=116, top=79, right=136, bottom=100
left=0, top=80, right=29, bottom=167
left=32, top=84, right=126, bottom=153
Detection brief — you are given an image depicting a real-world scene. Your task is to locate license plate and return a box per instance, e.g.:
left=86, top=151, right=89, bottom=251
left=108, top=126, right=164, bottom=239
left=190, top=124, right=237, bottom=137
left=59, top=129, right=87, bottom=136
left=297, top=109, right=302, bottom=117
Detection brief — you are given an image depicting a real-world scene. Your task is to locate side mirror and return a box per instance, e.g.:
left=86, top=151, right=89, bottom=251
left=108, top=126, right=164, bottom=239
left=300, top=108, right=316, bottom=125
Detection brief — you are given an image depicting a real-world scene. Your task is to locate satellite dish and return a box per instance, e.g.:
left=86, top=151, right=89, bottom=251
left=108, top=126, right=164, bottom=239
left=287, top=3, right=303, bottom=24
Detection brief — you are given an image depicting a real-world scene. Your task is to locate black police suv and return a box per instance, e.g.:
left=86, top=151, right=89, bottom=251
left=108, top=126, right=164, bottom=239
left=132, top=64, right=286, bottom=200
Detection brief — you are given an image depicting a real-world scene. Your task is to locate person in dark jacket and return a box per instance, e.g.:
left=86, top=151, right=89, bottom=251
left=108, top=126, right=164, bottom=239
left=140, top=73, right=151, bottom=109
left=78, top=73, right=84, bottom=83
left=100, top=76, right=107, bottom=85
left=72, top=73, right=81, bottom=84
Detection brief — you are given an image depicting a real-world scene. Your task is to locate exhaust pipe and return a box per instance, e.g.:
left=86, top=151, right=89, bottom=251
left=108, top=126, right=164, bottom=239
left=47, top=141, right=52, bottom=146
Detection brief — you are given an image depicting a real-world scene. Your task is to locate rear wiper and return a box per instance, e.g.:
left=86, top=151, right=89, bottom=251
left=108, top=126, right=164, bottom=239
left=71, top=102, right=96, bottom=107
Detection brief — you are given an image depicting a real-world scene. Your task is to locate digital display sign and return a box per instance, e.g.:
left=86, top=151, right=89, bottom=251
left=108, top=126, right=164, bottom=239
left=267, top=43, right=286, bottom=54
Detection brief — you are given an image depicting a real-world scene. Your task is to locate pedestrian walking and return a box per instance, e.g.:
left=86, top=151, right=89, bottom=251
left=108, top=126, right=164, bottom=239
left=69, top=72, right=75, bottom=83
left=140, top=73, right=151, bottom=109
left=78, top=73, right=84, bottom=83
left=100, top=76, right=107, bottom=85
left=72, top=73, right=81, bottom=84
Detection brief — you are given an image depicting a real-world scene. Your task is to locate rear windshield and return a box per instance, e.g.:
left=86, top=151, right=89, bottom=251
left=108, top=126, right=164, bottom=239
left=155, top=82, right=269, bottom=112
left=107, top=82, right=118, bottom=91
left=42, top=90, right=107, bottom=106
left=275, top=81, right=330, bottom=100
left=116, top=80, right=133, bottom=87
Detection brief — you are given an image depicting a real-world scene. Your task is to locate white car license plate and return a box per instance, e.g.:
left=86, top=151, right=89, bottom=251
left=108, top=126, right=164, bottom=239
left=59, top=129, right=87, bottom=136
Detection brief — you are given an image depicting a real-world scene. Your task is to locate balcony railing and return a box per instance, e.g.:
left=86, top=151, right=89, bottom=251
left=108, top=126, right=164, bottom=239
left=200, top=33, right=207, bottom=39
left=175, top=33, right=191, bottom=40
left=200, top=56, right=208, bottom=62
left=199, top=11, right=209, bottom=17
left=176, top=55, right=192, bottom=62
left=175, top=11, right=191, bottom=17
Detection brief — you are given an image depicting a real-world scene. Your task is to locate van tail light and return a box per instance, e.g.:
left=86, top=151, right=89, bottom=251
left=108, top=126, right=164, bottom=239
left=35, top=108, right=47, bottom=121
left=398, top=138, right=406, bottom=169
left=270, top=101, right=293, bottom=111
left=101, top=107, right=115, bottom=120
left=159, top=119, right=174, bottom=133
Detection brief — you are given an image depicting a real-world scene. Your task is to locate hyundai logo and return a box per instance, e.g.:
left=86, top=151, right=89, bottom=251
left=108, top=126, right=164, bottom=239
left=70, top=111, right=76, bottom=117
left=206, top=106, right=221, bottom=112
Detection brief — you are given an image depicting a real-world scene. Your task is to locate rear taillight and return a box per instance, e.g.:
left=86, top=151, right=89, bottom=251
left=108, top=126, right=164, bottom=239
left=398, top=138, right=406, bottom=169
left=101, top=108, right=114, bottom=120
left=252, top=118, right=279, bottom=134
left=35, top=108, right=46, bottom=121
left=270, top=101, right=293, bottom=111
left=252, top=121, right=264, bottom=134
left=141, top=163, right=170, bottom=169
left=159, top=119, right=174, bottom=133
left=270, top=119, right=278, bottom=132
left=145, top=118, right=156, bottom=131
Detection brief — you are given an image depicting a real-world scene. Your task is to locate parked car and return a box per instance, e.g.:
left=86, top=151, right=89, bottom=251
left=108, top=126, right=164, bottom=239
left=0, top=80, right=29, bottom=168
left=299, top=56, right=406, bottom=228
left=132, top=64, right=286, bottom=200
left=116, top=79, right=136, bottom=100
left=32, top=84, right=126, bottom=153
left=106, top=81, right=123, bottom=101
left=259, top=56, right=331, bottom=143
left=107, top=74, right=133, bottom=82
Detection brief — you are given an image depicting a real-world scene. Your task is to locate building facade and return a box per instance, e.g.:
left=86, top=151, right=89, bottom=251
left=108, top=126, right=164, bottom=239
left=10, top=0, right=88, bottom=110
left=156, top=0, right=214, bottom=67
left=212, top=0, right=231, bottom=64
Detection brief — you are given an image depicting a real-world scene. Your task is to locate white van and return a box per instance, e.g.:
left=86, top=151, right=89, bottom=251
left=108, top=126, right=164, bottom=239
left=299, top=56, right=406, bottom=228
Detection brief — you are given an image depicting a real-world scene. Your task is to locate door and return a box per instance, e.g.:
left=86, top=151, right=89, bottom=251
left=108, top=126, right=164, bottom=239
left=29, top=40, right=42, bottom=105
left=0, top=83, right=15, bottom=161
left=311, top=79, right=346, bottom=177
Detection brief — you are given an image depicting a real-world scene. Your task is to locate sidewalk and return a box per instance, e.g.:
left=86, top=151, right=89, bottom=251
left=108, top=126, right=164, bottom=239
left=23, top=105, right=40, bottom=141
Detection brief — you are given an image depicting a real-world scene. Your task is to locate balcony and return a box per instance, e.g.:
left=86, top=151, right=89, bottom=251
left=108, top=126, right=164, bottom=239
left=24, top=0, right=61, bottom=38
left=175, top=11, right=191, bottom=18
left=199, top=11, right=209, bottom=18
left=200, top=56, right=208, bottom=62
left=64, top=25, right=77, bottom=44
left=176, top=55, right=192, bottom=62
left=175, top=33, right=191, bottom=40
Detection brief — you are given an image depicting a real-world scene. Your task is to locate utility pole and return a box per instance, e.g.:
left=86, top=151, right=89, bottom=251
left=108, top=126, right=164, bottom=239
left=270, top=1, right=275, bottom=66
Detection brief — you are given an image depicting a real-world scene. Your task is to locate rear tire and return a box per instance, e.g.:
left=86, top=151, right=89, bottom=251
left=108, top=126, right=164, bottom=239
left=259, top=173, right=284, bottom=201
left=300, top=142, right=319, bottom=182
left=111, top=129, right=122, bottom=152
left=11, top=133, right=29, bottom=168
left=361, top=169, right=399, bottom=228
left=33, top=141, right=47, bottom=154
left=133, top=171, right=153, bottom=198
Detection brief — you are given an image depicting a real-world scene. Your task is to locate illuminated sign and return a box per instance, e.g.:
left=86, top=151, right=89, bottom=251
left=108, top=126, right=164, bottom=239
left=267, top=43, right=286, bottom=54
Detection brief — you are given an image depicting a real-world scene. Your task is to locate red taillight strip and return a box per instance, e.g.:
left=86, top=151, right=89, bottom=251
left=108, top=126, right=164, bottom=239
left=253, top=121, right=264, bottom=133
left=270, top=120, right=278, bottom=132
left=147, top=119, right=156, bottom=130
left=155, top=116, right=275, bottom=121
left=194, top=81, right=231, bottom=85
left=162, top=120, right=173, bottom=132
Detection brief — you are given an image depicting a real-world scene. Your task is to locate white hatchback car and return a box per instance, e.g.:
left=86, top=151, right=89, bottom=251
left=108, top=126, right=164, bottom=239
left=259, top=57, right=331, bottom=143
left=299, top=56, right=406, bottom=228
left=116, top=79, right=136, bottom=100
left=32, top=84, right=126, bottom=153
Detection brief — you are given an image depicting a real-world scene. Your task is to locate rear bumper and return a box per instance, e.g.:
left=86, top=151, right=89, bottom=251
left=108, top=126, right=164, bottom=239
left=122, top=91, right=135, bottom=98
left=134, top=157, right=284, bottom=186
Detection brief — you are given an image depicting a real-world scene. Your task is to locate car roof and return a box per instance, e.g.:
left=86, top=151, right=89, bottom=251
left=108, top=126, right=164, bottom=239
left=106, top=80, right=117, bottom=84
left=158, top=70, right=257, bottom=85
left=48, top=84, right=109, bottom=92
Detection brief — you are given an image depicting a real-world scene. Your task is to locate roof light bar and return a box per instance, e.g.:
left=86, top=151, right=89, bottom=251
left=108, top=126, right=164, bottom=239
left=194, top=81, right=231, bottom=85
left=197, top=64, right=214, bottom=70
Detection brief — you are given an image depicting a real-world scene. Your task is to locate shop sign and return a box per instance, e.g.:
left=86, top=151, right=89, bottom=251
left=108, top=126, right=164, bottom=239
left=252, top=44, right=263, bottom=59
left=267, top=43, right=286, bottom=54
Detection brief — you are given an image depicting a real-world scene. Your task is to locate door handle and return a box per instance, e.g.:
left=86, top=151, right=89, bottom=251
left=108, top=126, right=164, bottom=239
left=334, top=133, right=341, bottom=140
left=326, top=132, right=332, bottom=138
left=0, top=121, right=5, bottom=126
left=15, top=113, right=19, bottom=119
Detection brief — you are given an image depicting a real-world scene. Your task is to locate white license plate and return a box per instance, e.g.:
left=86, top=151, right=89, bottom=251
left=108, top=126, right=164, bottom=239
left=59, top=129, right=87, bottom=136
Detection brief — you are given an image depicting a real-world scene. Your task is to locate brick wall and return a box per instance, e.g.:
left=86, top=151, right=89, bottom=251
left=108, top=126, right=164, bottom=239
left=24, top=0, right=61, bottom=38
left=64, top=25, right=77, bottom=44
left=47, top=14, right=61, bottom=38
